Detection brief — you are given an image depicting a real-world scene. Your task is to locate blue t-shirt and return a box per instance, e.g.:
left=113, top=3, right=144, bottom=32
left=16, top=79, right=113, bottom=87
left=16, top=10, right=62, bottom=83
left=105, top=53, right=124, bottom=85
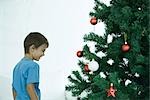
left=12, top=57, right=41, bottom=100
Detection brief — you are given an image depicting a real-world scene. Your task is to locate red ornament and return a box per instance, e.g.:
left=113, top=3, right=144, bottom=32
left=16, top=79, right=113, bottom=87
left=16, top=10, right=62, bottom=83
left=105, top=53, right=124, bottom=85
left=84, top=64, right=90, bottom=72
left=76, top=51, right=83, bottom=57
left=90, top=17, right=97, bottom=25
left=107, top=83, right=116, bottom=97
left=121, top=43, right=130, bottom=52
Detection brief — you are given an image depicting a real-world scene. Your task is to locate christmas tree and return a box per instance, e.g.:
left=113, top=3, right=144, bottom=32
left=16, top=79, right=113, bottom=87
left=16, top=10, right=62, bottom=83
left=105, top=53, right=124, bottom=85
left=65, top=0, right=149, bottom=99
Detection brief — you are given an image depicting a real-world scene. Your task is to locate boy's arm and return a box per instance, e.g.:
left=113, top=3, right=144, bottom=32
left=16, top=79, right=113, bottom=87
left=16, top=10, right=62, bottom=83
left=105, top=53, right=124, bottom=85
left=12, top=88, right=17, bottom=100
left=26, top=84, right=38, bottom=100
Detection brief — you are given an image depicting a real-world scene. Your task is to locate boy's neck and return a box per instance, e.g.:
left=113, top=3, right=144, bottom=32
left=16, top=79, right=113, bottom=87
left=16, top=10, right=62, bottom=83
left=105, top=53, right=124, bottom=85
left=24, top=54, right=33, bottom=60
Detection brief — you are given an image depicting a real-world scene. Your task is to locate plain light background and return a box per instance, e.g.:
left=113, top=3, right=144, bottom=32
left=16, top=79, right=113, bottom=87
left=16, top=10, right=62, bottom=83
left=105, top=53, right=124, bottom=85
left=0, top=0, right=110, bottom=99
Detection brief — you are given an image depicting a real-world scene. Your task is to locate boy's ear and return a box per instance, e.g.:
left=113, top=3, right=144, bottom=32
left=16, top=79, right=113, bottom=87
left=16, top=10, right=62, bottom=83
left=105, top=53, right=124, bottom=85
left=29, top=45, right=36, bottom=51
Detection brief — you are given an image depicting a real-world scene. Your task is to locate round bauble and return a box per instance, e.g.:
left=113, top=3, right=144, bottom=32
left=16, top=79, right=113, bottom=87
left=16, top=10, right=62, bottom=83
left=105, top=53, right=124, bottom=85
left=90, top=17, right=97, bottom=25
left=76, top=51, right=83, bottom=57
left=121, top=43, right=130, bottom=52
left=84, top=64, right=90, bottom=72
left=88, top=60, right=99, bottom=72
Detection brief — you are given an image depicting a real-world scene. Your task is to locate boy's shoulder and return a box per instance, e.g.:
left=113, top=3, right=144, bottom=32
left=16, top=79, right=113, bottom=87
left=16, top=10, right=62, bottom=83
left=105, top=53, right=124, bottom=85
left=18, top=57, right=39, bottom=68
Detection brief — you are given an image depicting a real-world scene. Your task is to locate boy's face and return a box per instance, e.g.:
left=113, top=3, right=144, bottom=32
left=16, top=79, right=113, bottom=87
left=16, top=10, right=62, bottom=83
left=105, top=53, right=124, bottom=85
left=32, top=44, right=48, bottom=61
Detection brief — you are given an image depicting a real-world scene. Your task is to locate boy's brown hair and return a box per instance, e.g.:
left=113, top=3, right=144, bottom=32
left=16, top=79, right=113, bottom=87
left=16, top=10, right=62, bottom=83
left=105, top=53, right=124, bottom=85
left=24, top=32, right=49, bottom=53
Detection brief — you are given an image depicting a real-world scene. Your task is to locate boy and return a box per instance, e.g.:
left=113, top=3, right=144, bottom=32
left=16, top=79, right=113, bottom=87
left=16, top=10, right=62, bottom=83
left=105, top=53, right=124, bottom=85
left=12, top=32, right=49, bottom=100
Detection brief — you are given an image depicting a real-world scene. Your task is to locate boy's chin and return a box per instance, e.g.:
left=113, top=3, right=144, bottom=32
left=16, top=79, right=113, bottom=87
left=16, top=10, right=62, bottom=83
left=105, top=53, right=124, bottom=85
left=34, top=58, right=40, bottom=61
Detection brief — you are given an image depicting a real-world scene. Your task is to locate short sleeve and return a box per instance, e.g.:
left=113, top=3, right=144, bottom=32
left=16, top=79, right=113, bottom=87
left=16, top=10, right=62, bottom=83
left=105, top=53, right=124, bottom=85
left=26, top=64, right=39, bottom=84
